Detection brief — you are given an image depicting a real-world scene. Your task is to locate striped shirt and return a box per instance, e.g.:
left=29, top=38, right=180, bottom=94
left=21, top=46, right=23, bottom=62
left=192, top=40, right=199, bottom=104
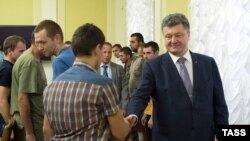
left=43, top=62, right=120, bottom=141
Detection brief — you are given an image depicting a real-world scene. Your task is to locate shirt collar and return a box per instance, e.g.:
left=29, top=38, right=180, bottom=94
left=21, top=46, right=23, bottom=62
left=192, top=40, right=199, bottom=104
left=100, top=62, right=111, bottom=68
left=169, top=49, right=192, bottom=64
left=73, top=61, right=97, bottom=73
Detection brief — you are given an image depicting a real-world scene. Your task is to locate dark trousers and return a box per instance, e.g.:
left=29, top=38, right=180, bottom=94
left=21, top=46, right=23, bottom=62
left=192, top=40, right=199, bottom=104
left=145, top=115, right=152, bottom=141
left=129, top=128, right=139, bottom=141
left=13, top=121, right=44, bottom=141
left=13, top=122, right=25, bottom=141
left=129, top=120, right=148, bottom=141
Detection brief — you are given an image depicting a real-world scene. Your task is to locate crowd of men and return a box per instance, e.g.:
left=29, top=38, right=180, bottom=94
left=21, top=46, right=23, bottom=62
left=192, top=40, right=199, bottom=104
left=0, top=13, right=228, bottom=141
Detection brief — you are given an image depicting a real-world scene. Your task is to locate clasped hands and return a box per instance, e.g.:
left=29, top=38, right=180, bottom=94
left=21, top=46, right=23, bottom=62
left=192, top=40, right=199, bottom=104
left=124, top=115, right=137, bottom=128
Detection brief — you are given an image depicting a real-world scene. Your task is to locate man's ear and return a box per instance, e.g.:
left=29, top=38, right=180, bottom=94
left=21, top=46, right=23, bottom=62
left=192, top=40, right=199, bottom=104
left=54, top=34, right=62, bottom=43
left=97, top=44, right=103, bottom=50
left=93, top=44, right=102, bottom=56
left=7, top=48, right=13, bottom=55
left=155, top=50, right=159, bottom=56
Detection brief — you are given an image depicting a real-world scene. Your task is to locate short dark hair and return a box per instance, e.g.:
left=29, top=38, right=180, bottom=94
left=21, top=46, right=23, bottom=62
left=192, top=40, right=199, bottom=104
left=3, top=35, right=26, bottom=55
left=103, top=42, right=112, bottom=47
left=130, top=33, right=144, bottom=43
left=34, top=20, right=64, bottom=41
left=112, top=43, right=122, bottom=49
left=31, top=31, right=35, bottom=44
left=120, top=46, right=132, bottom=58
left=71, top=23, right=105, bottom=56
left=161, top=13, right=190, bottom=32
left=65, top=41, right=72, bottom=45
left=144, top=41, right=159, bottom=53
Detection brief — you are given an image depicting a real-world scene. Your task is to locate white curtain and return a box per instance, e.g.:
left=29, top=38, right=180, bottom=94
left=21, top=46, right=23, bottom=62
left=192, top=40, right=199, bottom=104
left=126, top=0, right=154, bottom=44
left=189, top=0, right=250, bottom=124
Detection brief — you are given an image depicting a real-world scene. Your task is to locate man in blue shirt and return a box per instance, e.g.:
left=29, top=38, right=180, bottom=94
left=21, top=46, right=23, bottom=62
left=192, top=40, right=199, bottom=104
left=43, top=23, right=133, bottom=141
left=52, top=46, right=75, bottom=80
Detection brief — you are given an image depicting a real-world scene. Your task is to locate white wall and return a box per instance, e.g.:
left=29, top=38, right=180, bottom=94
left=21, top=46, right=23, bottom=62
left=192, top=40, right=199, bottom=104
left=126, top=0, right=154, bottom=44
left=34, top=0, right=57, bottom=84
left=189, top=0, right=250, bottom=124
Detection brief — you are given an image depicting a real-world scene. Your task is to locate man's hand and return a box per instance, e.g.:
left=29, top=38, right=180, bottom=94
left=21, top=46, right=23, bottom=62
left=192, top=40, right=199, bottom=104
left=26, top=133, right=36, bottom=141
left=124, top=115, right=137, bottom=127
left=141, top=114, right=147, bottom=127
left=148, top=116, right=153, bottom=128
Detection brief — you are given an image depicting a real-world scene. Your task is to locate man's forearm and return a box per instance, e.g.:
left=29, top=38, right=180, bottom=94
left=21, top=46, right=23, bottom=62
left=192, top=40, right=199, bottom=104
left=43, top=114, right=54, bottom=141
left=108, top=110, right=132, bottom=140
left=18, top=93, right=34, bottom=134
left=0, top=86, right=11, bottom=123
left=0, top=99, right=11, bottom=123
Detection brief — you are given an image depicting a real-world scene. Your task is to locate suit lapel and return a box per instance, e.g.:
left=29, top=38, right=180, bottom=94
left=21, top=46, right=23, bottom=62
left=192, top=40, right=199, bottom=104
left=163, top=52, right=193, bottom=105
left=110, top=62, right=116, bottom=80
left=161, top=53, right=179, bottom=89
left=190, top=52, right=199, bottom=103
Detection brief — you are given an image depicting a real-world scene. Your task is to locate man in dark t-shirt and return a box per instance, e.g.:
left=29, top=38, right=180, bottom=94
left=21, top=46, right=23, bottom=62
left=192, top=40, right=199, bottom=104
left=0, top=35, right=26, bottom=131
left=0, top=60, right=13, bottom=88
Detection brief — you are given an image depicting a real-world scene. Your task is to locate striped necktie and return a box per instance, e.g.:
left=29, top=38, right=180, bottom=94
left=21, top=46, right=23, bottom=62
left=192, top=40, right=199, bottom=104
left=102, top=64, right=108, bottom=77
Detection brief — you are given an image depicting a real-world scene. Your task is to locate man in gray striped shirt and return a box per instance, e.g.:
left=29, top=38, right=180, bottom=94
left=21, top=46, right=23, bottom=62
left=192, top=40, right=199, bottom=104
left=43, top=23, right=133, bottom=141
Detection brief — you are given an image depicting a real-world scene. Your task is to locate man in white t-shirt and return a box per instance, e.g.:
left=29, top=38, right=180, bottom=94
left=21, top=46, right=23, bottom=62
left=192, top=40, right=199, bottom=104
left=112, top=43, right=124, bottom=67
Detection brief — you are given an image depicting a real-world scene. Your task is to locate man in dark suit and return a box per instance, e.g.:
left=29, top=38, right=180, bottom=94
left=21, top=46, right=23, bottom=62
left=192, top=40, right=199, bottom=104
left=99, top=42, right=128, bottom=111
left=126, top=13, right=229, bottom=141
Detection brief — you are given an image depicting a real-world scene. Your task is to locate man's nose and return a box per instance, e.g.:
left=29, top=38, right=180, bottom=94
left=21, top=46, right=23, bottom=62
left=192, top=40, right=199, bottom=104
left=171, top=36, right=177, bottom=43
left=37, top=44, right=44, bottom=50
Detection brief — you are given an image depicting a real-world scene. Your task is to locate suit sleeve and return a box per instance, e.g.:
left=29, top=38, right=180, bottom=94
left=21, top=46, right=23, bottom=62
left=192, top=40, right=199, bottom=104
left=126, top=62, right=154, bottom=118
left=212, top=58, right=229, bottom=126
left=120, top=66, right=129, bottom=111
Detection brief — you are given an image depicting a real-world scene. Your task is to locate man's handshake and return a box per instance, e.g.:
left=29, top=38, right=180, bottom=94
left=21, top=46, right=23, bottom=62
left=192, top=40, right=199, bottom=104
left=124, top=115, right=138, bottom=128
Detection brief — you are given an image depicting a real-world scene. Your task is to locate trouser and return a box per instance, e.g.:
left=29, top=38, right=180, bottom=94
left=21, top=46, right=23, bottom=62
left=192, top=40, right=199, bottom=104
left=145, top=115, right=152, bottom=141
left=128, top=129, right=139, bottom=141
left=13, top=122, right=25, bottom=141
left=128, top=120, right=148, bottom=141
left=13, top=122, right=44, bottom=141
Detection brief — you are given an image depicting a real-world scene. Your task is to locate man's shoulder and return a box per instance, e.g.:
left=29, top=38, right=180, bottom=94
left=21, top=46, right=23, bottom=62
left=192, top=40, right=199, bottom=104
left=191, top=52, right=211, bottom=58
left=58, top=47, right=75, bottom=57
left=57, top=66, right=114, bottom=86
left=54, top=47, right=75, bottom=64
left=0, top=60, right=13, bottom=70
left=130, top=57, right=144, bottom=71
left=110, top=62, right=123, bottom=69
left=85, top=72, right=114, bottom=86
left=147, top=53, right=167, bottom=66
left=14, top=51, right=38, bottom=68
left=134, top=56, right=144, bottom=63
left=191, top=52, right=214, bottom=62
left=17, top=51, right=37, bottom=62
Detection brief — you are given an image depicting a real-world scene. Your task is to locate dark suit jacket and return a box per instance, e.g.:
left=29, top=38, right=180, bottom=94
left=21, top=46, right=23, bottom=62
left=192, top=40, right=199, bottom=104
left=127, top=52, right=229, bottom=141
left=98, top=62, right=129, bottom=110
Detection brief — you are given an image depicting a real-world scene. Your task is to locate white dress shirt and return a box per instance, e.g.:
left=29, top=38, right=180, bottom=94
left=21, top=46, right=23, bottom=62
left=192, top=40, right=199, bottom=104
left=169, top=50, right=193, bottom=85
left=100, top=63, right=112, bottom=79
left=116, top=58, right=124, bottom=68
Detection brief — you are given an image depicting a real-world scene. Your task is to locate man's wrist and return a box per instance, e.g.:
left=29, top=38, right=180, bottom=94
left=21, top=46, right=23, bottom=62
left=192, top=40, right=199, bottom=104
left=129, top=114, right=138, bottom=126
